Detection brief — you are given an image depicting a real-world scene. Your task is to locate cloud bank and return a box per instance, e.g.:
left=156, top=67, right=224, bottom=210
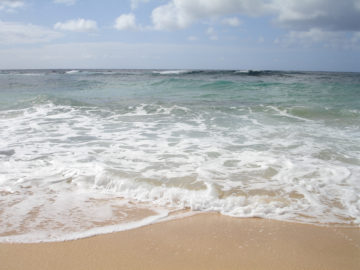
left=271, top=0, right=360, bottom=31
left=151, top=0, right=265, bottom=30
left=0, top=20, right=62, bottom=44
left=150, top=0, right=360, bottom=32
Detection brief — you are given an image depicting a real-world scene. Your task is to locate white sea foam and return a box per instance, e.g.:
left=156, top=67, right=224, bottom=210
left=266, top=105, right=313, bottom=122
left=153, top=70, right=190, bottom=75
left=66, top=70, right=80, bottom=74
left=0, top=201, right=170, bottom=243
left=0, top=102, right=359, bottom=243
left=234, top=70, right=262, bottom=74
left=235, top=70, right=250, bottom=73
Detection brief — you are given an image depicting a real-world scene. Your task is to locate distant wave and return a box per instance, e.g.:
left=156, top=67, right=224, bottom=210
left=0, top=71, right=46, bottom=76
left=151, top=69, right=290, bottom=77
left=1, top=69, right=358, bottom=79
left=0, top=69, right=341, bottom=78
left=152, top=70, right=191, bottom=75
left=234, top=70, right=263, bottom=76
left=66, top=70, right=80, bottom=74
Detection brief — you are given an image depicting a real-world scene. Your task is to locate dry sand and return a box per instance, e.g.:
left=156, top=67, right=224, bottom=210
left=1, top=213, right=359, bottom=270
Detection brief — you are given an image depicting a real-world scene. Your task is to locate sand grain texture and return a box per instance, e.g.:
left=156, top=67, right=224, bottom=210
left=1, top=214, right=359, bottom=270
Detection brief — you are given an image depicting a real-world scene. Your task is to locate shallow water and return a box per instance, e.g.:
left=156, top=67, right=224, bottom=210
left=0, top=69, right=359, bottom=242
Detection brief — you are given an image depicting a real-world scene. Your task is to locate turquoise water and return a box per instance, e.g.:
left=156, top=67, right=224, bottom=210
left=0, top=69, right=359, bottom=242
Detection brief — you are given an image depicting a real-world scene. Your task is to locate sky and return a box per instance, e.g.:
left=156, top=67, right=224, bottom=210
left=0, top=0, right=360, bottom=71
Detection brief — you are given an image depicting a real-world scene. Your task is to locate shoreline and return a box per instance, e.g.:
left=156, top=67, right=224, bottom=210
left=1, top=213, right=359, bottom=270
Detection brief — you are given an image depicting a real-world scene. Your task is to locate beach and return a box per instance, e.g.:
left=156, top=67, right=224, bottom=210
left=1, top=0, right=360, bottom=268
left=1, top=213, right=359, bottom=270
left=1, top=70, right=359, bottom=268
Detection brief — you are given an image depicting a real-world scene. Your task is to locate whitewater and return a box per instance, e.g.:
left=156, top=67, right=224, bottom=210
left=0, top=69, right=359, bottom=242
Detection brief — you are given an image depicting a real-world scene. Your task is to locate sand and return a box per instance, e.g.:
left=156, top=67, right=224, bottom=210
left=0, top=213, right=359, bottom=270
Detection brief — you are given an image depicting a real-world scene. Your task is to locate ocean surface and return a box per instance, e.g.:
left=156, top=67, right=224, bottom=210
left=0, top=69, right=359, bottom=243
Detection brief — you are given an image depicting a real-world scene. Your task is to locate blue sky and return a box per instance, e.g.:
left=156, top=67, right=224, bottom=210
left=0, top=0, right=360, bottom=71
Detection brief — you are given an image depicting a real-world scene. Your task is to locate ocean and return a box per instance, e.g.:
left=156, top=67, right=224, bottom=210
left=0, top=69, right=359, bottom=242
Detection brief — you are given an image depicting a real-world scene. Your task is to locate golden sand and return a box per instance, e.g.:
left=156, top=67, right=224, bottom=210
left=1, top=213, right=359, bottom=270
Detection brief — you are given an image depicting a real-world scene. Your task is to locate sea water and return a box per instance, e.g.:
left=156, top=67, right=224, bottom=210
left=0, top=69, right=359, bottom=242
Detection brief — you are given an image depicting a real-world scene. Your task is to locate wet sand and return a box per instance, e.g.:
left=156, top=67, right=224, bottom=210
left=1, top=213, right=359, bottom=270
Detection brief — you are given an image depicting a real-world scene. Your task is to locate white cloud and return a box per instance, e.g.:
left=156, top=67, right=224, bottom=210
left=149, top=0, right=360, bottom=50
left=0, top=0, right=24, bottom=12
left=151, top=0, right=267, bottom=30
left=0, top=20, right=62, bottom=44
left=269, top=0, right=360, bottom=31
left=222, top=17, right=241, bottom=27
left=151, top=0, right=360, bottom=32
left=54, top=19, right=98, bottom=32
left=131, top=0, right=149, bottom=10
left=151, top=2, right=189, bottom=30
left=114, top=13, right=138, bottom=30
left=53, top=0, right=77, bottom=6
left=269, top=0, right=326, bottom=23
